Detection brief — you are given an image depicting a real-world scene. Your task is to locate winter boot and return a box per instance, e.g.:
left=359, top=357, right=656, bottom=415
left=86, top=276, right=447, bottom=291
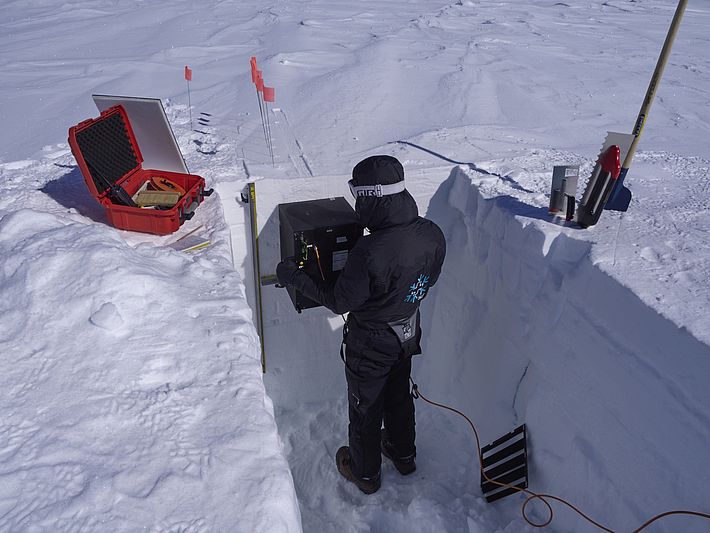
left=335, top=446, right=381, bottom=494
left=381, top=437, right=416, bottom=475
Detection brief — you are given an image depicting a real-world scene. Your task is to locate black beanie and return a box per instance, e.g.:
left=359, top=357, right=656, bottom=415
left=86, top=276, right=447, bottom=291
left=352, top=155, right=404, bottom=186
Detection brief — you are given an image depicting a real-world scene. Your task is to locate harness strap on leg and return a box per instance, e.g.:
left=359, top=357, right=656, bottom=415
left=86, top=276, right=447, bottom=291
left=340, top=321, right=348, bottom=363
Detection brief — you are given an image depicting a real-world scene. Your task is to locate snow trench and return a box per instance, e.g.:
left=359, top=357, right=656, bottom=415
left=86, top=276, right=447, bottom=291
left=238, top=166, right=710, bottom=532
left=415, top=167, right=710, bottom=532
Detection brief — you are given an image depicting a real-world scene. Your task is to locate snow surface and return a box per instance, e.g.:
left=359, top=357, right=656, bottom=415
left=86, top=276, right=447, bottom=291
left=2, top=0, right=710, bottom=532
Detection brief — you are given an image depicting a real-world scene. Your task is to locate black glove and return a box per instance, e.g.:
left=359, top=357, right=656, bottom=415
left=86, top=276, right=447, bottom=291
left=276, top=257, right=300, bottom=286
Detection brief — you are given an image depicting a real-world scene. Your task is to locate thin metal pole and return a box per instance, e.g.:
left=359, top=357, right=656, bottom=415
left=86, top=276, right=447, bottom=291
left=265, top=102, right=274, bottom=165
left=254, top=87, right=269, bottom=156
left=187, top=81, right=193, bottom=131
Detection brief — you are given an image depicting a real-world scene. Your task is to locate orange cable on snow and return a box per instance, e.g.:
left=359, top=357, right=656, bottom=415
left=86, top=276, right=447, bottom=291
left=631, top=511, right=710, bottom=533
left=410, top=379, right=710, bottom=532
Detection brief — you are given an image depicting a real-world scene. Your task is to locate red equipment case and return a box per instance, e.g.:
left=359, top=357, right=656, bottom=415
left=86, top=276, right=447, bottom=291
left=68, top=105, right=211, bottom=235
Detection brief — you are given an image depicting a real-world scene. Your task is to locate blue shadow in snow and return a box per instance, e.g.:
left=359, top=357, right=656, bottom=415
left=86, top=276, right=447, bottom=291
left=392, top=140, right=535, bottom=194
left=41, top=165, right=108, bottom=224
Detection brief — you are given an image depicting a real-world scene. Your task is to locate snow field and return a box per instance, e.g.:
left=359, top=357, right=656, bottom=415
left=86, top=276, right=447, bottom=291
left=2, top=0, right=710, bottom=531
left=0, top=171, right=301, bottom=530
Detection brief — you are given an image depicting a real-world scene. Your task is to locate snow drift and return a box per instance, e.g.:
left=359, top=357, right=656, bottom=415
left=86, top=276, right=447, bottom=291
left=0, top=206, right=301, bottom=532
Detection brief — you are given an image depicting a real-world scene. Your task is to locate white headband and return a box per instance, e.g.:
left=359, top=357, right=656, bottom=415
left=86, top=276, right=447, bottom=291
left=348, top=179, right=406, bottom=198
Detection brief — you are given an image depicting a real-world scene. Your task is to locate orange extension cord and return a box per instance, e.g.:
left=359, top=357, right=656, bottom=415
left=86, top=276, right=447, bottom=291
left=312, top=244, right=327, bottom=281
left=410, top=379, right=710, bottom=532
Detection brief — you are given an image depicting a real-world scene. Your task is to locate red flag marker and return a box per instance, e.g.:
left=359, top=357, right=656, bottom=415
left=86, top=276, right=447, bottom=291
left=250, top=57, right=258, bottom=82
left=263, top=86, right=275, bottom=102
left=249, top=58, right=274, bottom=165
left=184, top=65, right=192, bottom=81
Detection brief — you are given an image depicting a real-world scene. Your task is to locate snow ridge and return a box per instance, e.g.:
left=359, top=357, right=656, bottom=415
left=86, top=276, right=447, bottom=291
left=0, top=206, right=301, bottom=531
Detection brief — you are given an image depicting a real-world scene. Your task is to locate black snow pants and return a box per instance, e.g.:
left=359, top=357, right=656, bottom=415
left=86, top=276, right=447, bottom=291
left=343, top=323, right=417, bottom=480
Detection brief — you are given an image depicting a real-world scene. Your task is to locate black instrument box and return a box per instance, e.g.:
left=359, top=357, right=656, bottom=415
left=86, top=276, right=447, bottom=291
left=279, top=197, right=362, bottom=312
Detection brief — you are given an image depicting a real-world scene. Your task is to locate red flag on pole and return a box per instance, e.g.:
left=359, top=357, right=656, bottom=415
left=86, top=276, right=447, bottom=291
left=250, top=57, right=258, bottom=82
left=255, top=71, right=264, bottom=92
left=184, top=65, right=192, bottom=81
left=263, top=86, right=275, bottom=102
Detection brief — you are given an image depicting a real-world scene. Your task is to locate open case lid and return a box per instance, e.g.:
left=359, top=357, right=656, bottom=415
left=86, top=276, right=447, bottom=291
left=92, top=94, right=189, bottom=174
left=69, top=105, right=143, bottom=198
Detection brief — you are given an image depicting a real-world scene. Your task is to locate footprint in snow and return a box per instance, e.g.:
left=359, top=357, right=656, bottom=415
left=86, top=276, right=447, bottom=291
left=639, top=247, right=660, bottom=263
left=89, top=302, right=124, bottom=330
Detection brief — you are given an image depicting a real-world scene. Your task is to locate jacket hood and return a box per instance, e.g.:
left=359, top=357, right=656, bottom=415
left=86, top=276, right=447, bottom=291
left=355, top=189, right=419, bottom=231
left=352, top=155, right=404, bottom=187
left=351, top=155, right=416, bottom=230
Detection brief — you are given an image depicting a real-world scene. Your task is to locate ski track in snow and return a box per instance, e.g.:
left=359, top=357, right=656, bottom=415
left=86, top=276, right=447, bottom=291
left=1, top=0, right=710, bottom=531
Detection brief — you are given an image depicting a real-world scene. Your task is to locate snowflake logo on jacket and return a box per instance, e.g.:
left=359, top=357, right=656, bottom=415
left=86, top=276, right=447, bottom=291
left=404, top=274, right=430, bottom=303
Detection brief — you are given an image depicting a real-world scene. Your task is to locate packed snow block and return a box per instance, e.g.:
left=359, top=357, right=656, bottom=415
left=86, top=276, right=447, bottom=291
left=68, top=105, right=210, bottom=235
left=243, top=176, right=356, bottom=404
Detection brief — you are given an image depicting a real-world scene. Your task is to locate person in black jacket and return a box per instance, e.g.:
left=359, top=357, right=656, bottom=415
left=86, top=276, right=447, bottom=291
left=276, top=155, right=446, bottom=494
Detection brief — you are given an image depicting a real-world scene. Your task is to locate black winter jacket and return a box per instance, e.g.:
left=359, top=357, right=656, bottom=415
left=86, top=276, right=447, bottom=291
left=290, top=189, right=446, bottom=353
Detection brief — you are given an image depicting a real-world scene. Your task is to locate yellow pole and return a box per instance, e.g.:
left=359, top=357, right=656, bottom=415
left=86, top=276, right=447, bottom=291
left=248, top=182, right=266, bottom=373
left=607, top=0, right=688, bottom=210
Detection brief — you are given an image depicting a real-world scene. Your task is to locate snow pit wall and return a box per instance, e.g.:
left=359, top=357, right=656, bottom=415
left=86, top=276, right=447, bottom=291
left=416, top=167, right=710, bottom=532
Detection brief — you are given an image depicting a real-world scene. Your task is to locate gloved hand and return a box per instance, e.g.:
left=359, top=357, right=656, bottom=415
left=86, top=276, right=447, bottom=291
left=276, top=257, right=300, bottom=286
